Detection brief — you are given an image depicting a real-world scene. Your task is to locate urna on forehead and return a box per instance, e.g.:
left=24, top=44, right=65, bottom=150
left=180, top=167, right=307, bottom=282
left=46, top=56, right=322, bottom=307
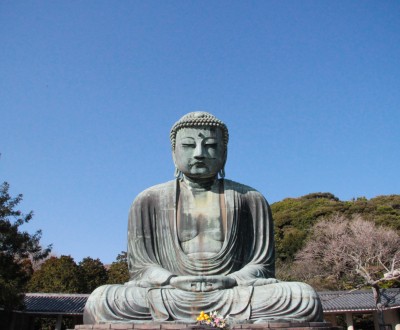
left=170, top=111, right=229, bottom=149
left=176, top=126, right=222, bottom=137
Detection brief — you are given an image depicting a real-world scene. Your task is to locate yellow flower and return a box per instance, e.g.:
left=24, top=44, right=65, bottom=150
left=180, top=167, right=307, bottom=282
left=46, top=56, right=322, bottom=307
left=197, top=311, right=206, bottom=321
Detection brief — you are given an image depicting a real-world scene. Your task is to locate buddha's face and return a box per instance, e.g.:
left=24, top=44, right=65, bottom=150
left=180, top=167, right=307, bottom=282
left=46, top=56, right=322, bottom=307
left=173, top=127, right=226, bottom=179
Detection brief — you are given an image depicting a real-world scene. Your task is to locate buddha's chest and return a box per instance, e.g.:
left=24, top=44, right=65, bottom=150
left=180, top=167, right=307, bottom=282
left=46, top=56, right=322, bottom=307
left=177, top=189, right=224, bottom=255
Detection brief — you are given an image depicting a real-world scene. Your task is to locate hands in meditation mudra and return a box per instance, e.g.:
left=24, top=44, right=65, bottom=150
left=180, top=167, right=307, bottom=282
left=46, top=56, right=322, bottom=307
left=84, top=112, right=323, bottom=324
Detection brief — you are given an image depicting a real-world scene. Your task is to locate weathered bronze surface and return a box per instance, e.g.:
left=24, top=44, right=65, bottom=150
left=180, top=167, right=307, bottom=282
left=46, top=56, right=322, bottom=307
left=83, top=112, right=324, bottom=324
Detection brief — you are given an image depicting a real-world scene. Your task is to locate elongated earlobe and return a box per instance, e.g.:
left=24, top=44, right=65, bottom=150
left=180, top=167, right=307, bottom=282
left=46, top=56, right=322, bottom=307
left=219, top=168, right=225, bottom=179
left=174, top=167, right=182, bottom=178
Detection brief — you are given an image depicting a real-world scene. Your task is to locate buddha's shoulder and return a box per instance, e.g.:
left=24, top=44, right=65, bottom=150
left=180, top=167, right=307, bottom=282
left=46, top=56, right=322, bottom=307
left=133, top=180, right=176, bottom=202
left=223, top=179, right=267, bottom=199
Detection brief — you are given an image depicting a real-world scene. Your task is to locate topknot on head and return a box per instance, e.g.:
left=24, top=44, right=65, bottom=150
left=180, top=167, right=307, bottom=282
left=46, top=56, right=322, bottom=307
left=170, top=112, right=229, bottom=150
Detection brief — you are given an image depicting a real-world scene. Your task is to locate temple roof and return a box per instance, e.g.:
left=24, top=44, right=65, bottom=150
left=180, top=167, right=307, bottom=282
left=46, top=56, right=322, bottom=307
left=19, top=289, right=400, bottom=315
left=319, top=289, right=400, bottom=313
left=21, top=293, right=89, bottom=315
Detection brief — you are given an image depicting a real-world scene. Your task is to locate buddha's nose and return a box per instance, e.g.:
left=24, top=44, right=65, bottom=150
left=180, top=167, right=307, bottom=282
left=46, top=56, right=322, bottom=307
left=193, top=145, right=205, bottom=159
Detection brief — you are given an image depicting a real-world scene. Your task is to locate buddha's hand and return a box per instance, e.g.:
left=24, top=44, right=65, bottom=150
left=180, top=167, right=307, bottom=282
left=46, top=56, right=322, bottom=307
left=252, top=278, right=279, bottom=286
left=170, top=275, right=237, bottom=292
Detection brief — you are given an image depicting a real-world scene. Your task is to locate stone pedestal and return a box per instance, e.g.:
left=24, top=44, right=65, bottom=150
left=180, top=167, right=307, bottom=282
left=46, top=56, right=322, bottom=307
left=74, top=322, right=341, bottom=330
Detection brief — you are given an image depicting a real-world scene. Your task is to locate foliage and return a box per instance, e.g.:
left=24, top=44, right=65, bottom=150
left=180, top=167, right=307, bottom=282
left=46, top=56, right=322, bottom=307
left=33, top=316, right=75, bottom=330
left=79, top=257, right=108, bottom=293
left=272, top=192, right=345, bottom=262
left=271, top=193, right=400, bottom=262
left=107, top=251, right=129, bottom=284
left=26, top=252, right=129, bottom=295
left=0, top=182, right=51, bottom=313
left=27, top=255, right=82, bottom=293
left=290, top=213, right=399, bottom=327
left=292, top=214, right=400, bottom=292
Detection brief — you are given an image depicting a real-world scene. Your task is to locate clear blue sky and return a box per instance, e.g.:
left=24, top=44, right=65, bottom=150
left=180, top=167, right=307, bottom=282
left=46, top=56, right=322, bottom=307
left=1, top=1, right=399, bottom=264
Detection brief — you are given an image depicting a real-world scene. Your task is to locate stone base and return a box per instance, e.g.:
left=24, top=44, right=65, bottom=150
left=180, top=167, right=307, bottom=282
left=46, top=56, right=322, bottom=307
left=74, top=322, right=341, bottom=330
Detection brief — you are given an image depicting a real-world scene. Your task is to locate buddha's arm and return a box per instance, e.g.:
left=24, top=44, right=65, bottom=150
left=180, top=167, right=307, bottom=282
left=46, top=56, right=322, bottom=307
left=127, top=193, right=177, bottom=287
left=228, top=191, right=276, bottom=285
left=228, top=265, right=277, bottom=286
left=127, top=266, right=176, bottom=287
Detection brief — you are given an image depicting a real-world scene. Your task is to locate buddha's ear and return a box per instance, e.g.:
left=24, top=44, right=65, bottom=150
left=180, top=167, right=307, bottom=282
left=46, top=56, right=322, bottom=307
left=172, top=149, right=177, bottom=166
left=222, top=148, right=228, bottom=167
left=172, top=150, right=182, bottom=179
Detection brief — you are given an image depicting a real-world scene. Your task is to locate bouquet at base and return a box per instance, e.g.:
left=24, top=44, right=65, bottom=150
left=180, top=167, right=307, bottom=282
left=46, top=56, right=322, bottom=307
left=196, top=310, right=228, bottom=329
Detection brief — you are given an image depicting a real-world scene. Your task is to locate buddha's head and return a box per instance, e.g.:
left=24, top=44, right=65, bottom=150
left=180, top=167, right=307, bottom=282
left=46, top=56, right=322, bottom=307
left=170, top=112, right=229, bottom=180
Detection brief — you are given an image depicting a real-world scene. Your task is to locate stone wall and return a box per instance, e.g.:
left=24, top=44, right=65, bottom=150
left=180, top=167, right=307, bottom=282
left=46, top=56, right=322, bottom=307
left=74, top=322, right=341, bottom=330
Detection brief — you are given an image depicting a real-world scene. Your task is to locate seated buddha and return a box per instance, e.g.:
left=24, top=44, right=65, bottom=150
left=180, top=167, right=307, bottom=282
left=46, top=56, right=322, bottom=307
left=83, top=112, right=323, bottom=324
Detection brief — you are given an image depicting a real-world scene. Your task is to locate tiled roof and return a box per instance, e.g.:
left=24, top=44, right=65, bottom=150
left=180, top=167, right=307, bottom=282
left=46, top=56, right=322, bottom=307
left=22, top=293, right=90, bottom=315
left=319, top=289, right=400, bottom=313
left=20, top=289, right=400, bottom=315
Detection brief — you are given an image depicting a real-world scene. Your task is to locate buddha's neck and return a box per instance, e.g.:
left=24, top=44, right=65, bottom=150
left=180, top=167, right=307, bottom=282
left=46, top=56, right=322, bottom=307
left=182, top=175, right=218, bottom=191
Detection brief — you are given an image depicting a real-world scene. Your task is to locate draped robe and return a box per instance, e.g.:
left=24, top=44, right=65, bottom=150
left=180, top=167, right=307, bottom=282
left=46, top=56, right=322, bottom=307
left=83, top=179, right=323, bottom=324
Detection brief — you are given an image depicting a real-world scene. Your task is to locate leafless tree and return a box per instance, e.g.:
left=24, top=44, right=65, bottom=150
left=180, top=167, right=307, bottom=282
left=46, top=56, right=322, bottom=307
left=293, top=214, right=400, bottom=321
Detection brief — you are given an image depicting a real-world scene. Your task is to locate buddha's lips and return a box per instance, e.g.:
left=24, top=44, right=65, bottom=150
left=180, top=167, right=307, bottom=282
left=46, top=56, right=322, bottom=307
left=190, top=162, right=207, bottom=167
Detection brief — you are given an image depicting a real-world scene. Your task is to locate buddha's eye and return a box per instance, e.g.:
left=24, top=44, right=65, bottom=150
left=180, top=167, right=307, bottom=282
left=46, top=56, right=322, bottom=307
left=182, top=143, right=196, bottom=148
left=204, top=138, right=218, bottom=148
left=205, top=143, right=217, bottom=148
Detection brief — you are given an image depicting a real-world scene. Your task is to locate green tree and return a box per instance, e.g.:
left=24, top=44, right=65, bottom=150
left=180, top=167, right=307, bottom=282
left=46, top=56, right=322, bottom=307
left=27, top=255, right=81, bottom=293
left=79, top=257, right=108, bottom=293
left=107, top=251, right=129, bottom=284
left=272, top=192, right=343, bottom=262
left=0, top=182, right=51, bottom=315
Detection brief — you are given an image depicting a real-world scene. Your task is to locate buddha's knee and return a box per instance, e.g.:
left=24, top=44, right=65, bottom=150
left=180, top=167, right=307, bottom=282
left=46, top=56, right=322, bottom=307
left=88, top=283, right=149, bottom=305
left=250, top=281, right=323, bottom=322
left=288, top=281, right=320, bottom=299
left=84, top=285, right=119, bottom=323
left=89, top=284, right=115, bottom=297
left=84, top=284, right=151, bottom=323
left=251, top=281, right=318, bottom=305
